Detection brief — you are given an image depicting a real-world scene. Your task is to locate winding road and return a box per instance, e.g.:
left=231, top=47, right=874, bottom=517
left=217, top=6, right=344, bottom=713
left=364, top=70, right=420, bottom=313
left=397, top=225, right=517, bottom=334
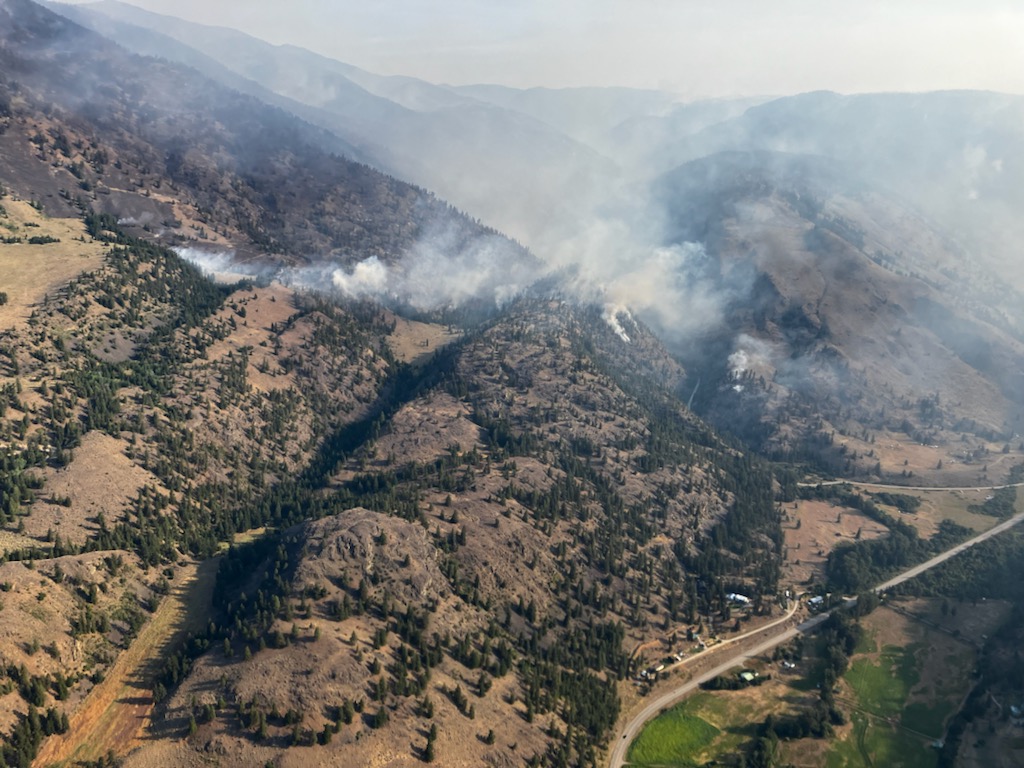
left=608, top=500, right=1024, bottom=768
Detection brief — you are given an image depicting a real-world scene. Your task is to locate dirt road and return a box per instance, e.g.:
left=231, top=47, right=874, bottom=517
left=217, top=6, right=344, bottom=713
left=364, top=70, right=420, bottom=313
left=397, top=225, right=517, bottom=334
left=34, top=558, right=218, bottom=767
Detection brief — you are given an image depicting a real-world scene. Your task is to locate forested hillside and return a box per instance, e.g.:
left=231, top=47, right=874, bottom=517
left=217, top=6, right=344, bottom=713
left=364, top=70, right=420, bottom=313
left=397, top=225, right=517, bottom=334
left=0, top=189, right=791, bottom=765
left=117, top=297, right=785, bottom=767
left=7, top=1, right=1024, bottom=766
left=0, top=0, right=534, bottom=276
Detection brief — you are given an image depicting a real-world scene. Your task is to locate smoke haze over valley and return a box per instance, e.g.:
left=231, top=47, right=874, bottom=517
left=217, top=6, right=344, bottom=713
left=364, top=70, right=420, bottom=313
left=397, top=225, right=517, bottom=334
left=2, top=1, right=1024, bottom=766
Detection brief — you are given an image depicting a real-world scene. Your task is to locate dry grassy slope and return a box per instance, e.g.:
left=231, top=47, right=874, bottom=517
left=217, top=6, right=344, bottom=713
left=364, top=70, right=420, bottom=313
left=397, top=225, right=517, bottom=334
left=0, top=85, right=239, bottom=254
left=125, top=301, right=780, bottom=767
left=2, top=248, right=391, bottom=520
left=0, top=197, right=172, bottom=747
left=343, top=300, right=736, bottom=613
left=128, top=509, right=553, bottom=768
left=447, top=301, right=728, bottom=543
left=0, top=214, right=409, bottom=762
left=0, top=197, right=108, bottom=329
left=700, top=187, right=1024, bottom=472
left=0, top=550, right=152, bottom=741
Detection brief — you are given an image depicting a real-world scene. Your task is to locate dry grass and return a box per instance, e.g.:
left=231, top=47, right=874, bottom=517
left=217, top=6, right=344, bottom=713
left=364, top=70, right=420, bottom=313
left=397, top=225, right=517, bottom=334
left=359, top=391, right=483, bottom=470
left=896, top=489, right=999, bottom=538
left=785, top=485, right=1004, bottom=586
left=198, top=282, right=301, bottom=394
left=387, top=316, right=462, bottom=366
left=34, top=558, right=219, bottom=767
left=897, top=597, right=1011, bottom=649
left=24, top=432, right=165, bottom=546
left=783, top=500, right=888, bottom=586
left=122, top=508, right=564, bottom=768
left=0, top=197, right=107, bottom=330
left=832, top=429, right=1024, bottom=488
left=0, top=529, right=42, bottom=553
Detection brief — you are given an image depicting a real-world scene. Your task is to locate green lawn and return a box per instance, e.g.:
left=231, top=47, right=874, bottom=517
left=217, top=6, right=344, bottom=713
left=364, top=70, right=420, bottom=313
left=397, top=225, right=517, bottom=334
left=627, top=701, right=721, bottom=767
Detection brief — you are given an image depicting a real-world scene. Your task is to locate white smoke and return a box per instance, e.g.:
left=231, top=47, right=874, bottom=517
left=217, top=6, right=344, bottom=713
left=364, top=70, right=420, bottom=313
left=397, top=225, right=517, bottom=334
left=176, top=220, right=538, bottom=313
left=602, top=243, right=720, bottom=335
left=522, top=166, right=744, bottom=350
left=329, top=228, right=536, bottom=311
left=602, top=304, right=632, bottom=343
left=172, top=166, right=737, bottom=342
left=728, top=333, right=776, bottom=378
left=728, top=350, right=751, bottom=377
left=962, top=143, right=1003, bottom=202
left=332, top=256, right=389, bottom=299
left=570, top=240, right=731, bottom=347
left=175, top=247, right=264, bottom=282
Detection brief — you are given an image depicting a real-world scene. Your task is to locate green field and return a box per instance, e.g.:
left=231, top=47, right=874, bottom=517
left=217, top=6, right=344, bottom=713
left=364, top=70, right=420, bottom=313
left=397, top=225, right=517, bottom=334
left=902, top=702, right=954, bottom=739
left=825, top=630, right=953, bottom=767
left=845, top=643, right=920, bottom=719
left=626, top=697, right=722, bottom=767
left=628, top=610, right=974, bottom=768
left=827, top=712, right=937, bottom=768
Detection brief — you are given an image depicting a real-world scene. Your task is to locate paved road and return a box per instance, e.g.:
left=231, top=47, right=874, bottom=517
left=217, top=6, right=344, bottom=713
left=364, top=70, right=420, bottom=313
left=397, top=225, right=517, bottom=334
left=608, top=505, right=1024, bottom=768
left=799, top=480, right=1024, bottom=493
left=874, top=507, right=1024, bottom=592
left=608, top=610, right=819, bottom=768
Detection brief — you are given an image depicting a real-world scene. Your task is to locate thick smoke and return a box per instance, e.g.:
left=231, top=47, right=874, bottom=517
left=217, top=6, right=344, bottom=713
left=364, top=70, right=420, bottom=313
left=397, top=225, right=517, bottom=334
left=602, top=304, right=632, bottom=343
left=727, top=334, right=777, bottom=392
left=527, top=175, right=745, bottom=348
left=174, top=173, right=740, bottom=349
left=590, top=242, right=727, bottom=343
left=331, top=226, right=537, bottom=311
left=332, top=257, right=389, bottom=298
left=47, top=0, right=753, bottom=352
left=176, top=222, right=539, bottom=313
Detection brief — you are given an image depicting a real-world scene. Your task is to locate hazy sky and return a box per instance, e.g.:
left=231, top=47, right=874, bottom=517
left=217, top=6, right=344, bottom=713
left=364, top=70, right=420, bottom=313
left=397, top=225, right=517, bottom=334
left=72, top=0, right=1024, bottom=96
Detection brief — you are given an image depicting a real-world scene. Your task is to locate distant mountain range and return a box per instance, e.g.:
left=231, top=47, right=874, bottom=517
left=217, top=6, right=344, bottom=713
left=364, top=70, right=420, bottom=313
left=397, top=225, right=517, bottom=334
left=10, top=0, right=1024, bottom=462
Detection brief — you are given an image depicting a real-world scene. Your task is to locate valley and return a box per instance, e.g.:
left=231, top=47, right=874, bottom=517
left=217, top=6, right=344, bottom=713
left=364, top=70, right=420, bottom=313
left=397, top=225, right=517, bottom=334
left=615, top=489, right=1024, bottom=768
left=0, top=1, right=1023, bottom=767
